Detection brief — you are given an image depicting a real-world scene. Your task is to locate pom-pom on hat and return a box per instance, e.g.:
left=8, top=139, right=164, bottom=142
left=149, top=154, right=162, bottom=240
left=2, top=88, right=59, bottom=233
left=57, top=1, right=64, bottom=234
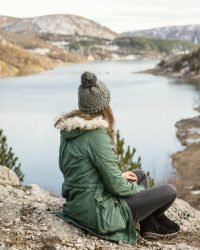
left=78, top=72, right=110, bottom=114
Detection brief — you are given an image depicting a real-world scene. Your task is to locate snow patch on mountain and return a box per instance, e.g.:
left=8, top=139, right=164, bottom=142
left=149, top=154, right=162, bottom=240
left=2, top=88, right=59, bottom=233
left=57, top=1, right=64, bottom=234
left=1, top=14, right=117, bottom=40
left=122, top=25, right=200, bottom=43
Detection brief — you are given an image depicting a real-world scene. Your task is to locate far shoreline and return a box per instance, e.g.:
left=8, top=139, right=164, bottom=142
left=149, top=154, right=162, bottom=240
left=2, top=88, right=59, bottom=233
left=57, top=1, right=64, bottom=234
left=0, top=56, right=158, bottom=80
left=0, top=61, right=72, bottom=80
left=142, top=68, right=200, bottom=82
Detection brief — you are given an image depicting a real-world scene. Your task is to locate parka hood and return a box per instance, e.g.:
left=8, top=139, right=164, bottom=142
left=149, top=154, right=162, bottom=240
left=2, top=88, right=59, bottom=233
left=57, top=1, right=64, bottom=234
left=54, top=113, right=109, bottom=140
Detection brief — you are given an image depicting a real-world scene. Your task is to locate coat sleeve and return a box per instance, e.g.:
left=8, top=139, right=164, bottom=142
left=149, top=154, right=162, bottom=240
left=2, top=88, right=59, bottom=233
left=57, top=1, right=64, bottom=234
left=87, top=129, right=145, bottom=197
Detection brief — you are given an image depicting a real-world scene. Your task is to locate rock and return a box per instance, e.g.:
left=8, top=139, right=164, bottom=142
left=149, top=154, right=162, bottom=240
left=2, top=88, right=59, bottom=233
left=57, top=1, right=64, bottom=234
left=0, top=165, right=19, bottom=185
left=0, top=241, right=6, bottom=250
left=166, top=198, right=200, bottom=232
left=0, top=167, right=200, bottom=249
left=195, top=106, right=200, bottom=113
left=171, top=111, right=200, bottom=210
left=174, top=116, right=200, bottom=146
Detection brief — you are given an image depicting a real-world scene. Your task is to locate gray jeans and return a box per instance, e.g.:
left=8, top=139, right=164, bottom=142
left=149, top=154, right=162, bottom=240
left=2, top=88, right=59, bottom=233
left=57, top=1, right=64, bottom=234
left=124, top=169, right=177, bottom=223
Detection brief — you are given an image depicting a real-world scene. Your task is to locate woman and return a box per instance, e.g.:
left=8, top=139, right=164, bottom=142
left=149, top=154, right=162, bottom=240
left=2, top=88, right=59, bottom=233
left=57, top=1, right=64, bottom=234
left=54, top=71, right=180, bottom=245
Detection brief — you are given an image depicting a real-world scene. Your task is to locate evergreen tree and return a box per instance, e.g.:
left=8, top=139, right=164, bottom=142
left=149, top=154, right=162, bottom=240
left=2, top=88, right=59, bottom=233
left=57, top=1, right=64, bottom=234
left=0, top=129, right=24, bottom=181
left=114, top=129, right=155, bottom=187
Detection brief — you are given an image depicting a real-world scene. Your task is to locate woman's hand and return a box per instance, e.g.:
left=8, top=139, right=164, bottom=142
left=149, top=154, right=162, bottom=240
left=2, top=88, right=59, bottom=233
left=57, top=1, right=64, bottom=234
left=122, top=171, right=137, bottom=182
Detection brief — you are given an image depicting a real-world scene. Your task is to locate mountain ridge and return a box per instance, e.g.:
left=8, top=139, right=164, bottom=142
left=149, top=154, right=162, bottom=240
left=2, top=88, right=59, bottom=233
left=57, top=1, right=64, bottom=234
left=0, top=15, right=199, bottom=78
left=0, top=15, right=18, bottom=26
left=122, top=24, right=200, bottom=43
left=0, top=14, right=117, bottom=40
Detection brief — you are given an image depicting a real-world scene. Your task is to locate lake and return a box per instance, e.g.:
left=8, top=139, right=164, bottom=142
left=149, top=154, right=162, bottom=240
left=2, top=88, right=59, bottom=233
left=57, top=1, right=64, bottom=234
left=0, top=59, right=199, bottom=194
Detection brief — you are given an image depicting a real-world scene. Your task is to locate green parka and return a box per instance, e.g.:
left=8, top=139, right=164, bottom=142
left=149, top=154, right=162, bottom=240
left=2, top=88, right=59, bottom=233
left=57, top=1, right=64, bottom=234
left=55, top=114, right=145, bottom=244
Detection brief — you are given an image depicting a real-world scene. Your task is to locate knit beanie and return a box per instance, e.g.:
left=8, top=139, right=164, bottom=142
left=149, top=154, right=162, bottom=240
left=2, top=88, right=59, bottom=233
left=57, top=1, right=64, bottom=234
left=78, top=71, right=110, bottom=114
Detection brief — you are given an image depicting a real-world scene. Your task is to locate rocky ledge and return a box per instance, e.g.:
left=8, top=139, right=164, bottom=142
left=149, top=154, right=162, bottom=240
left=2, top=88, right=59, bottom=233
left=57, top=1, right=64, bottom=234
left=171, top=107, right=200, bottom=210
left=0, top=165, right=200, bottom=250
left=144, top=65, right=200, bottom=81
left=144, top=48, right=200, bottom=81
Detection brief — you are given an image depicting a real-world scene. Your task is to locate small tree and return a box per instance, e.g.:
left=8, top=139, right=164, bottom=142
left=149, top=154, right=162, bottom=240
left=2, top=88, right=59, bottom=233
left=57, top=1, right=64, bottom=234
left=114, top=129, right=155, bottom=187
left=0, top=129, right=24, bottom=181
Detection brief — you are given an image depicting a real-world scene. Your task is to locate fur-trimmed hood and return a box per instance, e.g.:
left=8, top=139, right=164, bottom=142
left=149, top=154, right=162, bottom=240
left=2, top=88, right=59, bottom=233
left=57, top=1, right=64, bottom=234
left=55, top=113, right=109, bottom=131
left=54, top=113, right=109, bottom=139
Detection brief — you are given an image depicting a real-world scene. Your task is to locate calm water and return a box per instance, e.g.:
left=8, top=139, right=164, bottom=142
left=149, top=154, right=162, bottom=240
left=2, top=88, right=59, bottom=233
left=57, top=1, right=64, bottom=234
left=0, top=59, right=199, bottom=194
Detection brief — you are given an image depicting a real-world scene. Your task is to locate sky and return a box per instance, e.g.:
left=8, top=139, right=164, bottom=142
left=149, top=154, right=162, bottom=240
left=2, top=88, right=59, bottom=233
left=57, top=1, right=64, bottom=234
left=0, top=0, right=200, bottom=33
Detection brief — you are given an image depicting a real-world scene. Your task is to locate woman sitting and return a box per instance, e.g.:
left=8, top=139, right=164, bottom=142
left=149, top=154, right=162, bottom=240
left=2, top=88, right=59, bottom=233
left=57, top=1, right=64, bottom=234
left=54, top=71, right=180, bottom=245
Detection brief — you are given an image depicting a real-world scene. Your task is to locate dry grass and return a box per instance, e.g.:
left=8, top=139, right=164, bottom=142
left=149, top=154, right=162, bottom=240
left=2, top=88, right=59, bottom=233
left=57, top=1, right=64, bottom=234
left=0, top=38, right=56, bottom=77
left=0, top=34, right=87, bottom=77
left=137, top=231, right=200, bottom=249
left=159, top=231, right=200, bottom=248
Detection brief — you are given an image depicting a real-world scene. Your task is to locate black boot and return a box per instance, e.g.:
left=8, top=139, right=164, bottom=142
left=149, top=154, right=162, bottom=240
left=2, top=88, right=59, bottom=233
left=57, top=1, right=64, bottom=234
left=156, top=213, right=180, bottom=232
left=140, top=215, right=179, bottom=240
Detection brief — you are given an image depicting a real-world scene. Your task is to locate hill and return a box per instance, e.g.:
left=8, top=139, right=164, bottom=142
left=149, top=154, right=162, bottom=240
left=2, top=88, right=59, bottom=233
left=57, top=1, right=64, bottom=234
left=1, top=15, right=197, bottom=60
left=41, top=35, right=196, bottom=61
left=0, top=16, right=18, bottom=26
left=112, top=36, right=196, bottom=56
left=122, top=25, right=200, bottom=43
left=0, top=14, right=117, bottom=40
left=0, top=30, right=87, bottom=66
left=0, top=15, right=199, bottom=77
left=0, top=38, right=57, bottom=77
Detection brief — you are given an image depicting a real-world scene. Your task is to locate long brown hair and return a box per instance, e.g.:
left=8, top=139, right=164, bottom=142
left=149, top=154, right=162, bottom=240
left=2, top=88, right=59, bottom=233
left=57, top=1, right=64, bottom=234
left=99, top=105, right=115, bottom=144
left=55, top=105, right=115, bottom=144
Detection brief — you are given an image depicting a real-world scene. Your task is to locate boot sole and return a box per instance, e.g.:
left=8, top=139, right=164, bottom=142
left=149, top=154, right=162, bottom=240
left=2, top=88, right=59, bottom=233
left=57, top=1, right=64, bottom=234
left=141, top=231, right=179, bottom=240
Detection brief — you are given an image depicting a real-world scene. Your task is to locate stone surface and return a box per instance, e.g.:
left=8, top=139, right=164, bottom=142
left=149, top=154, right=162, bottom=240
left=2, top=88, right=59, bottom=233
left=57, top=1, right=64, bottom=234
left=0, top=165, right=19, bottom=185
left=0, top=167, right=200, bottom=249
left=175, top=115, right=200, bottom=146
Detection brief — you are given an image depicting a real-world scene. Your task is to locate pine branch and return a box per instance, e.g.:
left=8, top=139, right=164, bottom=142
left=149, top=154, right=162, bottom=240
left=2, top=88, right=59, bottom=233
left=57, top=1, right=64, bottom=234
left=0, top=129, right=24, bottom=181
left=114, top=129, right=154, bottom=187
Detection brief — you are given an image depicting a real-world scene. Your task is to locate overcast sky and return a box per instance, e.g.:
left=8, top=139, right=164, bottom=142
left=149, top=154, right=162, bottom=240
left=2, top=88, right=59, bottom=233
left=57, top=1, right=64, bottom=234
left=1, top=0, right=200, bottom=32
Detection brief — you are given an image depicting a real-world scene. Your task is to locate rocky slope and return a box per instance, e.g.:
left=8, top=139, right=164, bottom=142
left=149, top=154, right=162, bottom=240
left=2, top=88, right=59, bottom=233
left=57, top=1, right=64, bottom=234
left=171, top=107, right=200, bottom=210
left=145, top=48, right=200, bottom=80
left=0, top=165, right=200, bottom=250
left=38, top=34, right=196, bottom=61
left=0, top=31, right=87, bottom=77
left=0, top=16, right=18, bottom=27
left=111, top=36, right=196, bottom=58
left=0, top=14, right=117, bottom=40
left=0, top=38, right=56, bottom=77
left=123, top=25, right=200, bottom=43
